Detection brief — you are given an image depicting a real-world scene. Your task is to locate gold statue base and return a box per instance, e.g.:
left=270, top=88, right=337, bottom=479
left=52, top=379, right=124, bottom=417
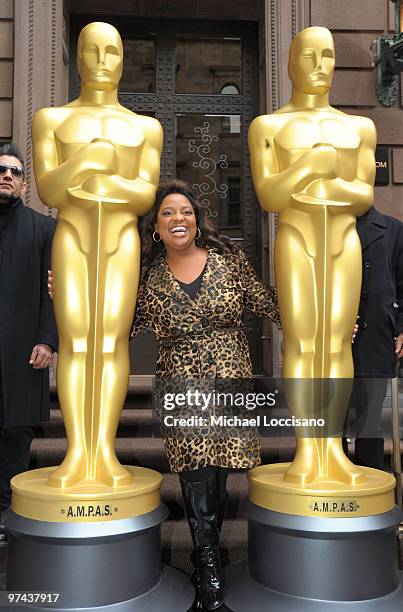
left=11, top=466, right=162, bottom=523
left=249, top=463, right=395, bottom=518
left=5, top=462, right=195, bottom=610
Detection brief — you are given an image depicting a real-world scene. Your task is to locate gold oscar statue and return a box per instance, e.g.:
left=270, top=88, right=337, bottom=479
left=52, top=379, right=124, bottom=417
left=248, top=27, right=395, bottom=517
left=11, top=22, right=163, bottom=521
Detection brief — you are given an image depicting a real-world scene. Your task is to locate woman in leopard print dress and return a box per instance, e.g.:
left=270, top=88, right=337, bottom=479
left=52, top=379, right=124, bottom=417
left=131, top=180, right=279, bottom=611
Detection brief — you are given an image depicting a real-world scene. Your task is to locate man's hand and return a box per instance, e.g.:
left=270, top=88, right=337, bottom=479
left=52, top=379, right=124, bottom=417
left=29, top=344, right=53, bottom=369
left=395, top=333, right=403, bottom=359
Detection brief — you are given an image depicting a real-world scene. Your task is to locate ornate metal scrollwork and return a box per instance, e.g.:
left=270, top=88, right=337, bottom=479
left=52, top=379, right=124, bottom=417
left=373, top=0, right=403, bottom=107
left=188, top=121, right=228, bottom=217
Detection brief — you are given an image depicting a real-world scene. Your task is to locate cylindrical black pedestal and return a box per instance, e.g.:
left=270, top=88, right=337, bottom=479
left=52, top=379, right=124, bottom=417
left=225, top=502, right=403, bottom=611
left=3, top=505, right=194, bottom=611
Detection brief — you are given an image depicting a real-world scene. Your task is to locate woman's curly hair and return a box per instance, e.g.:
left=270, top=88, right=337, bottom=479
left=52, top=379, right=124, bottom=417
left=140, top=179, right=236, bottom=274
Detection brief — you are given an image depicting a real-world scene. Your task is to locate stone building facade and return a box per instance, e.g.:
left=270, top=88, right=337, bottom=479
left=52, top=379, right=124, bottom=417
left=1, top=0, right=402, bottom=375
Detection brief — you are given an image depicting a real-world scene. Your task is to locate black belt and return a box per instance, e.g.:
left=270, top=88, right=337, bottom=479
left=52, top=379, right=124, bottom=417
left=159, top=326, right=244, bottom=347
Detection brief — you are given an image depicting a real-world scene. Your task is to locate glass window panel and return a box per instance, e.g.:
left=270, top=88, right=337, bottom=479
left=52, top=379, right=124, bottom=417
left=176, top=113, right=242, bottom=238
left=176, top=38, right=242, bottom=94
left=120, top=38, right=155, bottom=93
left=220, top=84, right=240, bottom=95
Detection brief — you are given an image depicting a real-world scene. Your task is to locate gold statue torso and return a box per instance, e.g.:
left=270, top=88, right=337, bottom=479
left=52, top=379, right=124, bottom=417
left=55, top=107, right=145, bottom=203
left=275, top=113, right=360, bottom=204
left=47, top=105, right=149, bottom=255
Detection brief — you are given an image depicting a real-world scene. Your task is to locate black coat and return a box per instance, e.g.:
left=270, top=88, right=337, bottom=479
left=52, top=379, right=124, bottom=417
left=0, top=199, right=58, bottom=428
left=352, top=207, right=403, bottom=378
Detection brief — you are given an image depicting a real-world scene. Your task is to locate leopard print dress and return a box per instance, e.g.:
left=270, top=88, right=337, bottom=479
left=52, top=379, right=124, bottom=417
left=131, top=246, right=280, bottom=472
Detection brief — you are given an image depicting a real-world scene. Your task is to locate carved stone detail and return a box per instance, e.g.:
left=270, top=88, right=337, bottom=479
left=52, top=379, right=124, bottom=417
left=292, top=0, right=297, bottom=39
left=25, top=0, right=34, bottom=208
left=13, top=0, right=67, bottom=213
left=50, top=0, right=57, bottom=109
left=265, top=0, right=308, bottom=375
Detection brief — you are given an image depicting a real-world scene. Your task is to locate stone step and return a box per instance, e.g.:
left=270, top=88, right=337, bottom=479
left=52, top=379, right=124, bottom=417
left=39, top=404, right=403, bottom=440
left=161, top=472, right=248, bottom=521
left=162, top=518, right=247, bottom=573
left=35, top=409, right=154, bottom=438
left=49, top=393, right=153, bottom=412
left=29, top=437, right=297, bottom=479
left=39, top=406, right=302, bottom=438
left=29, top=436, right=401, bottom=479
left=30, top=437, right=171, bottom=473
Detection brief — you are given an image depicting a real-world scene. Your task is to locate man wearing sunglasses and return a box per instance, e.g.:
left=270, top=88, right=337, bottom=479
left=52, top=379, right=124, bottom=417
left=0, top=143, right=57, bottom=543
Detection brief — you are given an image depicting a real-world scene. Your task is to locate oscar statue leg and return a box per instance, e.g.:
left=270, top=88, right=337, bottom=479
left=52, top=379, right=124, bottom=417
left=47, top=223, right=89, bottom=488
left=325, top=227, right=365, bottom=484
left=282, top=379, right=322, bottom=485
left=325, top=379, right=366, bottom=485
left=93, top=221, right=139, bottom=486
left=276, top=231, right=323, bottom=485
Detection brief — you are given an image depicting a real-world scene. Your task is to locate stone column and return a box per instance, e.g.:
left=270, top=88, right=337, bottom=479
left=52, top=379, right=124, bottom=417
left=0, top=0, right=14, bottom=142
left=264, top=0, right=309, bottom=375
left=13, top=0, right=69, bottom=214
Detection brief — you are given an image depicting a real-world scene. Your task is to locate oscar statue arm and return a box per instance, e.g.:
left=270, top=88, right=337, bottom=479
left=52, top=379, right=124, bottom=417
left=248, top=115, right=338, bottom=213
left=313, top=118, right=377, bottom=216
left=97, top=117, right=163, bottom=215
left=32, top=109, right=118, bottom=209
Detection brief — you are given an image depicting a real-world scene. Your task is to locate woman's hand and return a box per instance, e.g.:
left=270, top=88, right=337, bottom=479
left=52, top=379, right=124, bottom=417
left=352, top=320, right=359, bottom=343
left=48, top=270, right=54, bottom=300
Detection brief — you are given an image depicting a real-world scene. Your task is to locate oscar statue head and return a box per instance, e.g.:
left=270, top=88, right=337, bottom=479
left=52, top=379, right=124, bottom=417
left=77, top=22, right=123, bottom=92
left=288, top=27, right=335, bottom=96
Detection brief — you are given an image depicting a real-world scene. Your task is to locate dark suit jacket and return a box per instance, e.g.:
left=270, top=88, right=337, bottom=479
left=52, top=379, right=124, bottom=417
left=352, top=207, right=403, bottom=377
left=0, top=199, right=58, bottom=427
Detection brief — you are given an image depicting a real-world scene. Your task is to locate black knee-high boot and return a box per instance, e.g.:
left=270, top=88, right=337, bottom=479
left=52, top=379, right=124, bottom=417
left=180, top=470, right=225, bottom=611
left=216, top=467, right=229, bottom=533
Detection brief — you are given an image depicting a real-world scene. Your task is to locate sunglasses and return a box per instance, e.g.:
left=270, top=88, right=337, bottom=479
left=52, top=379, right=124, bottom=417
left=0, top=163, right=24, bottom=178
